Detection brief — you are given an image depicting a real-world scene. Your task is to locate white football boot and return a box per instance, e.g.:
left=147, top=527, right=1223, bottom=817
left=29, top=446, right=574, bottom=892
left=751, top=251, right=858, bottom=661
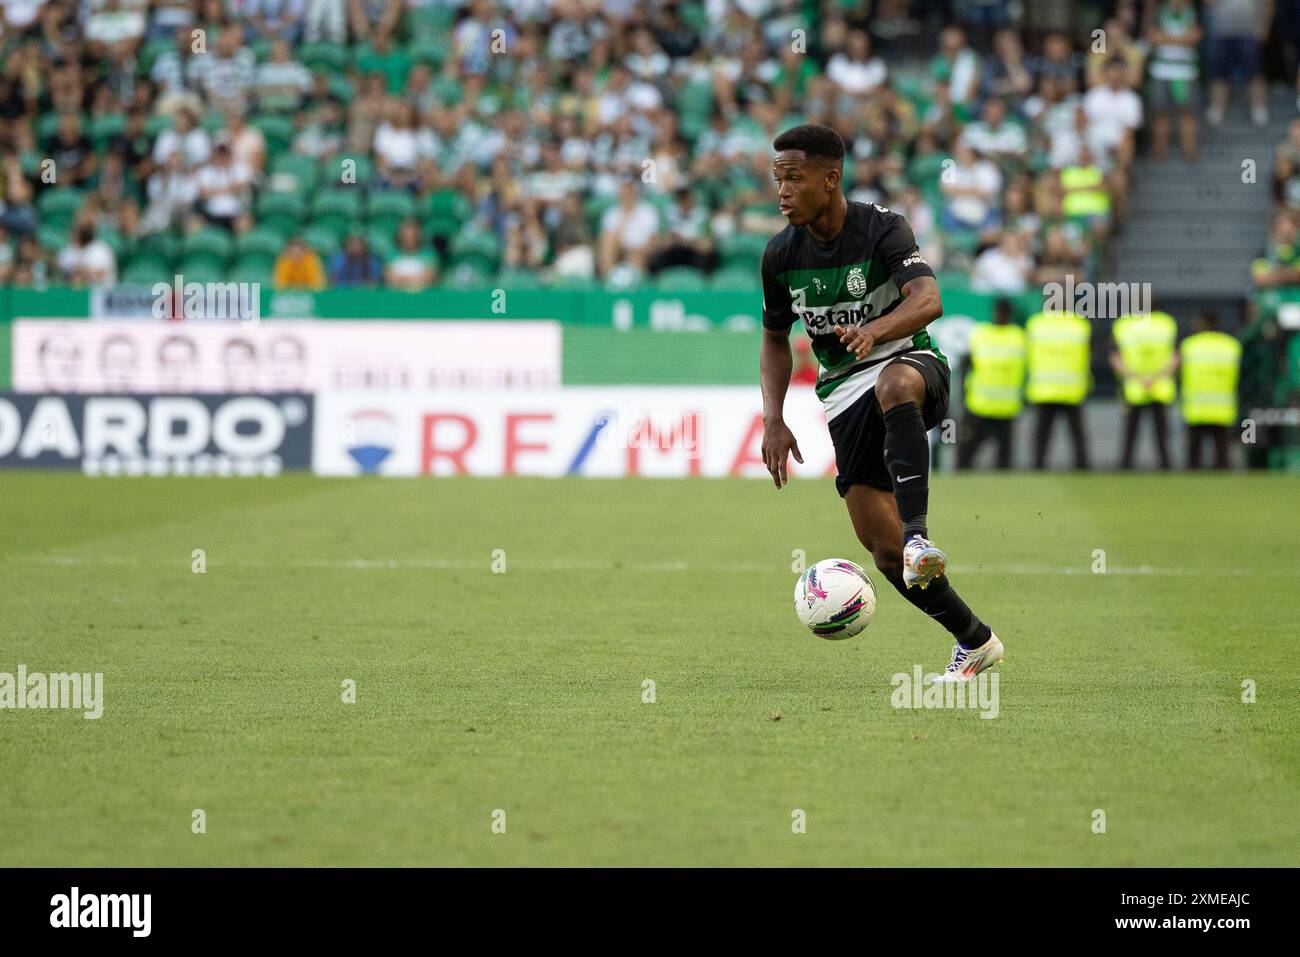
left=932, top=632, right=1005, bottom=684
left=902, top=536, right=946, bottom=590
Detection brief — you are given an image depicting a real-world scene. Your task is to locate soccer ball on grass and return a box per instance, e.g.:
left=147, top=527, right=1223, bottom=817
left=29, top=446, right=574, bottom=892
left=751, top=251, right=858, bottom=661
left=793, top=558, right=876, bottom=639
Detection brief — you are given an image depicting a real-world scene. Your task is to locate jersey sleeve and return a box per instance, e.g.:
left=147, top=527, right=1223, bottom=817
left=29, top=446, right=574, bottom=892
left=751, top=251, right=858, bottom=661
left=761, top=244, right=796, bottom=332
left=877, top=214, right=935, bottom=289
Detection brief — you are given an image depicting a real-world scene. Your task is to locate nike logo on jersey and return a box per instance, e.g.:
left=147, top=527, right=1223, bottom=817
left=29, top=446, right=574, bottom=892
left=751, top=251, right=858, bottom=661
left=896, top=474, right=921, bottom=483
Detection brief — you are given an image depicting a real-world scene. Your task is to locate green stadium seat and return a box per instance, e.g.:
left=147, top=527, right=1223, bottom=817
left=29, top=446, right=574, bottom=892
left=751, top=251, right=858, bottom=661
left=96, top=228, right=128, bottom=260
left=409, top=38, right=451, bottom=69
left=310, top=189, right=363, bottom=237
left=200, top=110, right=224, bottom=133
left=431, top=75, right=463, bottom=106
left=328, top=75, right=356, bottom=105
left=944, top=229, right=981, bottom=258
left=268, top=154, right=319, bottom=194
left=87, top=113, right=125, bottom=147
left=229, top=250, right=276, bottom=275
left=121, top=256, right=169, bottom=284
left=719, top=232, right=769, bottom=269
left=134, top=231, right=182, bottom=265
left=424, top=189, right=469, bottom=218
left=227, top=257, right=276, bottom=285
left=36, top=188, right=86, bottom=229
left=182, top=227, right=234, bottom=262
left=409, top=3, right=456, bottom=41
left=255, top=191, right=304, bottom=238
left=301, top=223, right=341, bottom=259
left=36, top=222, right=68, bottom=255
left=424, top=216, right=459, bottom=240
left=300, top=43, right=349, bottom=73
left=176, top=253, right=226, bottom=283
left=250, top=115, right=294, bottom=154
left=655, top=266, right=709, bottom=291
left=37, top=111, right=68, bottom=141
left=710, top=266, right=759, bottom=291
left=367, top=190, right=417, bottom=235
left=235, top=226, right=284, bottom=260
left=448, top=230, right=500, bottom=273
left=677, top=81, right=714, bottom=140
left=365, top=225, right=396, bottom=260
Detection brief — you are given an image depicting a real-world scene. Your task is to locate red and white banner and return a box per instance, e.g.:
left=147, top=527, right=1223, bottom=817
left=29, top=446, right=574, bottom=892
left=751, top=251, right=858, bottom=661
left=312, top=387, right=837, bottom=478
left=12, top=320, right=561, bottom=394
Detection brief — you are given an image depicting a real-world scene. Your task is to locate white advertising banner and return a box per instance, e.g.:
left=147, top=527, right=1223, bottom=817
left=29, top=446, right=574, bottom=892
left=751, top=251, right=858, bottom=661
left=12, top=320, right=561, bottom=394
left=312, top=387, right=838, bottom=478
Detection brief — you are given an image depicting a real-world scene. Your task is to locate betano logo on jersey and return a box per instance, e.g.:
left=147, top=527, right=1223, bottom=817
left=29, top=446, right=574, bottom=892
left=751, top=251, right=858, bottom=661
left=795, top=302, right=877, bottom=335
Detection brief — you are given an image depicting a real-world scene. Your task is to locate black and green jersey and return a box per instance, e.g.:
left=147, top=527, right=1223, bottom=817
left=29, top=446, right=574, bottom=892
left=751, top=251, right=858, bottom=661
left=762, top=200, right=947, bottom=421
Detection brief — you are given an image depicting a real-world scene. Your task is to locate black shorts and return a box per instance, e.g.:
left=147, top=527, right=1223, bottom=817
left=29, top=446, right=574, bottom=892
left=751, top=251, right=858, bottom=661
left=828, top=351, right=950, bottom=498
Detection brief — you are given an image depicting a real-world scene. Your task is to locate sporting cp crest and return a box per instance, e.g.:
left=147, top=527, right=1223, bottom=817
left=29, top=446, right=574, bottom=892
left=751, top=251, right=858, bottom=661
left=845, top=266, right=867, bottom=299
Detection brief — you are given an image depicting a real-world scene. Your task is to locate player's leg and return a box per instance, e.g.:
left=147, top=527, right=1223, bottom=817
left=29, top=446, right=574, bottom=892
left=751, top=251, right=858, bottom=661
left=844, top=484, right=1002, bottom=680
left=875, top=361, right=931, bottom=537
left=876, top=356, right=952, bottom=589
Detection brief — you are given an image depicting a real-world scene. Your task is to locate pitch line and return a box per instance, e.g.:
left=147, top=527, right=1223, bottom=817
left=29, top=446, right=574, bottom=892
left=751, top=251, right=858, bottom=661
left=12, top=555, right=1292, bottom=577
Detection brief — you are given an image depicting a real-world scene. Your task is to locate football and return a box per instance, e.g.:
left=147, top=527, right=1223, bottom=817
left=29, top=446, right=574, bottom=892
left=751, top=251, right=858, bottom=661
left=794, top=559, right=877, bottom=639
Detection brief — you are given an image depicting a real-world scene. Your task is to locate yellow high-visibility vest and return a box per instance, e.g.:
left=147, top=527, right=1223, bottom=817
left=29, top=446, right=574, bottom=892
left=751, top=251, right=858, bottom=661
left=1025, top=310, right=1091, bottom=404
left=1180, top=330, right=1241, bottom=426
left=1061, top=165, right=1110, bottom=217
left=1114, top=311, right=1177, bottom=405
left=965, top=322, right=1027, bottom=419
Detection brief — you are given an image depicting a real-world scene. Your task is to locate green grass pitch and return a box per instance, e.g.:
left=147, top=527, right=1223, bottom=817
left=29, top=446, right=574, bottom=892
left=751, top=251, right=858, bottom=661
left=2, top=472, right=1298, bottom=867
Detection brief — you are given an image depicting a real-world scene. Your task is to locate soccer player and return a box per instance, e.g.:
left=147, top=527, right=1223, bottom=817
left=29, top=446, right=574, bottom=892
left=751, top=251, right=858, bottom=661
left=759, top=125, right=1002, bottom=683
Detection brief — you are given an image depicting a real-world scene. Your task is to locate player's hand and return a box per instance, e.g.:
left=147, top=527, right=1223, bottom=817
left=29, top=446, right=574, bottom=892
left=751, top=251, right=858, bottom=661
left=834, top=325, right=875, bottom=360
left=761, top=419, right=803, bottom=489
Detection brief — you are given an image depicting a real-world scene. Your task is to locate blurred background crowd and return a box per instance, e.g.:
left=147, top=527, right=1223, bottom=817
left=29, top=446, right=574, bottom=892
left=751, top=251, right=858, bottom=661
left=0, top=0, right=1294, bottom=294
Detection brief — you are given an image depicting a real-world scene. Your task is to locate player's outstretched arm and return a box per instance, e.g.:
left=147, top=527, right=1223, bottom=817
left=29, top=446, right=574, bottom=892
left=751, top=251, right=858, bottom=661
left=760, top=327, right=804, bottom=488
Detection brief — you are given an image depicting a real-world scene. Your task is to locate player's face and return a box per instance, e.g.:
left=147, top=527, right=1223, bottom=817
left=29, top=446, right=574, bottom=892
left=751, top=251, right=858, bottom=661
left=772, top=151, right=832, bottom=227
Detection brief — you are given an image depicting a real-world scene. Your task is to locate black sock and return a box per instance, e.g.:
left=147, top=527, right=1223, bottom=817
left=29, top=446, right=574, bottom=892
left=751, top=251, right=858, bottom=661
left=882, top=401, right=930, bottom=540
left=888, top=575, right=991, bottom=649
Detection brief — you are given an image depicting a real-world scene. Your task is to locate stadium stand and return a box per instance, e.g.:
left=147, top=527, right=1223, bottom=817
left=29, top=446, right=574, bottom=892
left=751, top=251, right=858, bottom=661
left=0, top=0, right=1188, bottom=293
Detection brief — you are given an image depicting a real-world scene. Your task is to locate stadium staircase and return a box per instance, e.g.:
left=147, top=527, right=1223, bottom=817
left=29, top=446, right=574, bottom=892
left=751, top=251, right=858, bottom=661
left=1108, top=87, right=1293, bottom=331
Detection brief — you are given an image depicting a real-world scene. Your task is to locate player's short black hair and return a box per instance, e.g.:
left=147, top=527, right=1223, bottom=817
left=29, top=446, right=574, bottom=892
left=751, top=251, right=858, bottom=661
left=773, top=125, right=845, bottom=164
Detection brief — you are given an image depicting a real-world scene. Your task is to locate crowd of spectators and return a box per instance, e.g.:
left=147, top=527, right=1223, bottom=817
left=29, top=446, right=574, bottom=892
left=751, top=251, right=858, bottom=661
left=0, top=0, right=1291, bottom=293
